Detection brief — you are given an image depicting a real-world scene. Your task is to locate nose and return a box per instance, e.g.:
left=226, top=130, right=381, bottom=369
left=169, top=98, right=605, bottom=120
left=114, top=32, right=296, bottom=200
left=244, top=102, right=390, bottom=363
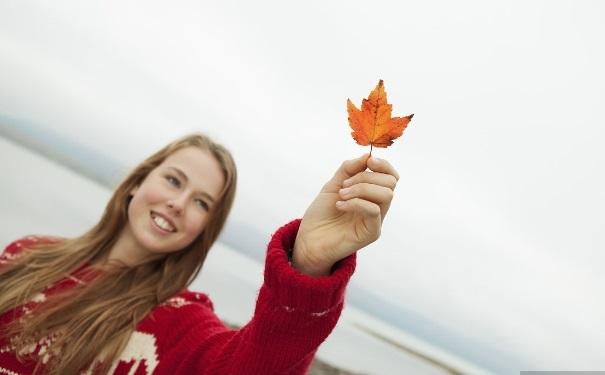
left=167, top=195, right=186, bottom=214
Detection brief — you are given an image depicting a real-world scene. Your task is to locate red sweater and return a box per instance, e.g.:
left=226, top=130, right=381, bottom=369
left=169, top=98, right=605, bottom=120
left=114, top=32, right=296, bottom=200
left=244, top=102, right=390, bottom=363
left=0, top=219, right=356, bottom=375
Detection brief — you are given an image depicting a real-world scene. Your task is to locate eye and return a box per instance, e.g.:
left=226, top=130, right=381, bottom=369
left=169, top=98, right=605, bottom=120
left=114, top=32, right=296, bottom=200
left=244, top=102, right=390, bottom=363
left=166, top=175, right=181, bottom=187
left=195, top=199, right=209, bottom=211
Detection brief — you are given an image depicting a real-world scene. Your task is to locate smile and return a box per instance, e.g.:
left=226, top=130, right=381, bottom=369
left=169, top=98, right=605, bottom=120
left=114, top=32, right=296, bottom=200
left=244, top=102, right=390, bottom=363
left=151, top=212, right=176, bottom=232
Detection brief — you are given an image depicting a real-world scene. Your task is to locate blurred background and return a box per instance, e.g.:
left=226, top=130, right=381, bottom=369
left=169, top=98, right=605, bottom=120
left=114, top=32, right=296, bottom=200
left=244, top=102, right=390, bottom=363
left=1, top=1, right=604, bottom=374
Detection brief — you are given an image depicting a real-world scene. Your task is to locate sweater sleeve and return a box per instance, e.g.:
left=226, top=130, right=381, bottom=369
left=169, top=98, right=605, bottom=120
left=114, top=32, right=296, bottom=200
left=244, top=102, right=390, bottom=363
left=157, top=219, right=357, bottom=375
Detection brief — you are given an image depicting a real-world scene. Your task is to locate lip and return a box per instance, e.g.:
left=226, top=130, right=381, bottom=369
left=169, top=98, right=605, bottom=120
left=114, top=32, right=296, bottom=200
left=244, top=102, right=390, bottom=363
left=150, top=211, right=177, bottom=233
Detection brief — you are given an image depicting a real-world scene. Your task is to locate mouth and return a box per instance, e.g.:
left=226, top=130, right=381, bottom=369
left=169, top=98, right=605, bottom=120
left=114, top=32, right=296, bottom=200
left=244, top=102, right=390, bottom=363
left=151, top=212, right=176, bottom=233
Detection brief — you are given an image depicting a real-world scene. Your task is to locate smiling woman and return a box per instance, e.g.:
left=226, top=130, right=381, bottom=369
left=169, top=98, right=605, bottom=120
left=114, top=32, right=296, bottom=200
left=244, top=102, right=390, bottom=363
left=109, top=147, right=226, bottom=265
left=0, top=132, right=401, bottom=375
left=0, top=134, right=238, bottom=375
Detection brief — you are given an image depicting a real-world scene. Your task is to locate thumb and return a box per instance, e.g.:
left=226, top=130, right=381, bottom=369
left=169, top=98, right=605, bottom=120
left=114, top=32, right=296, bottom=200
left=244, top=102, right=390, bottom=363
left=333, top=153, right=371, bottom=183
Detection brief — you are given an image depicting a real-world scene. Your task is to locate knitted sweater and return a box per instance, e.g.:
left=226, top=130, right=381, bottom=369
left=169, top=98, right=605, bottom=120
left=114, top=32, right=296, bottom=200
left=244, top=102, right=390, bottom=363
left=0, top=219, right=356, bottom=375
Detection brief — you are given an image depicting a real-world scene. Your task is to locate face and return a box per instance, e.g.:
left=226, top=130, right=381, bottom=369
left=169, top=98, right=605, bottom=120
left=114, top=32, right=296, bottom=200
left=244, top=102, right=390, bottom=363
left=114, top=147, right=225, bottom=265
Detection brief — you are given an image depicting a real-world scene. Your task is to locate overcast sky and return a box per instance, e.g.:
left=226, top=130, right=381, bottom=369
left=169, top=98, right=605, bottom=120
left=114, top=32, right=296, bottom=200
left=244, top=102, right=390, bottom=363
left=1, top=1, right=604, bottom=374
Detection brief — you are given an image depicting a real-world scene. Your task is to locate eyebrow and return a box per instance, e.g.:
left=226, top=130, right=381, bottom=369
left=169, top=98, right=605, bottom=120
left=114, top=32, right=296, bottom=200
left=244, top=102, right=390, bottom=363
left=166, top=166, right=217, bottom=204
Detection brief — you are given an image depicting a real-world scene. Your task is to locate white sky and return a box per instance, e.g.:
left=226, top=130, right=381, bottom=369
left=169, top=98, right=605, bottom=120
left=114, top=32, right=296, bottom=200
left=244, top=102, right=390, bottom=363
left=1, top=1, right=604, bottom=373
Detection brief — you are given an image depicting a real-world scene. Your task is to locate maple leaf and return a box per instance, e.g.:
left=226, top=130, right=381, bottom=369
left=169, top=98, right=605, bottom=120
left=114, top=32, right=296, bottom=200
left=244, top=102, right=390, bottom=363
left=347, top=79, right=413, bottom=155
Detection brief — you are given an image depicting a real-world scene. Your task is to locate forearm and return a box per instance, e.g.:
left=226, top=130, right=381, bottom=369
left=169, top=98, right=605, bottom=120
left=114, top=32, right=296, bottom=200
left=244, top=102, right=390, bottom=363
left=209, top=219, right=356, bottom=374
left=162, top=220, right=356, bottom=374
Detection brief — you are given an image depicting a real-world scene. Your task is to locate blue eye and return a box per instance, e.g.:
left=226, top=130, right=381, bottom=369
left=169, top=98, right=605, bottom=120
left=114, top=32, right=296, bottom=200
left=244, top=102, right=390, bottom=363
left=166, top=176, right=180, bottom=187
left=195, top=199, right=209, bottom=211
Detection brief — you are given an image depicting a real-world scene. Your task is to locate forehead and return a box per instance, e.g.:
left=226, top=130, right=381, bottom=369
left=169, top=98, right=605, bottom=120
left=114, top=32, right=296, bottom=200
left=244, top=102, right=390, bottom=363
left=159, top=147, right=224, bottom=197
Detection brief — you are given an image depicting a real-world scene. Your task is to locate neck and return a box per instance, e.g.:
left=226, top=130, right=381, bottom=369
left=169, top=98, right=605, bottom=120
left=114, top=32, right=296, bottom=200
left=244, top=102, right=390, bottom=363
left=102, top=228, right=150, bottom=267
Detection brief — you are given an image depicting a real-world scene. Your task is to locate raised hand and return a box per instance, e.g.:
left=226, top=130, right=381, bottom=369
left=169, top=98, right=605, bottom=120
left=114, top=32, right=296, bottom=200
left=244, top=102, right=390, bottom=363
left=292, top=154, right=399, bottom=277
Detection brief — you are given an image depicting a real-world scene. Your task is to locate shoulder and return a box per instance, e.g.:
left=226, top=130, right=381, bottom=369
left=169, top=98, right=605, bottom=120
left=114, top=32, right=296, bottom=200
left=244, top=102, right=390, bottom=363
left=3, top=235, right=63, bottom=253
left=137, top=290, right=226, bottom=348
left=161, top=290, right=215, bottom=311
left=1, top=235, right=63, bottom=263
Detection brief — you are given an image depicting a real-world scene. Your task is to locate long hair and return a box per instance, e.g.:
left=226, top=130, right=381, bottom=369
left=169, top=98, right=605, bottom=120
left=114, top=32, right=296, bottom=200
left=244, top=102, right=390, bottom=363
left=0, top=133, right=237, bottom=374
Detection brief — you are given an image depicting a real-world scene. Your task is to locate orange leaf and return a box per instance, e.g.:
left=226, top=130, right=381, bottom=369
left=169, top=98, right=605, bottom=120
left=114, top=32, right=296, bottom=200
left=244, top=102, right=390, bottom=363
left=347, top=79, right=413, bottom=154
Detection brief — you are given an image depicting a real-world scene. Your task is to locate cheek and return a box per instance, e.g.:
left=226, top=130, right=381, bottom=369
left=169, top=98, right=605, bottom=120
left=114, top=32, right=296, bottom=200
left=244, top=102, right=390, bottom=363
left=184, top=212, right=209, bottom=236
left=130, top=185, right=163, bottom=210
left=127, top=193, right=144, bottom=218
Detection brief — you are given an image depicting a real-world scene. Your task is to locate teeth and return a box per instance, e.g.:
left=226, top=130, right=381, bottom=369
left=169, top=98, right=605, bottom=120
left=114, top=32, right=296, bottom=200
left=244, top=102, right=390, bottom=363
left=152, top=214, right=175, bottom=232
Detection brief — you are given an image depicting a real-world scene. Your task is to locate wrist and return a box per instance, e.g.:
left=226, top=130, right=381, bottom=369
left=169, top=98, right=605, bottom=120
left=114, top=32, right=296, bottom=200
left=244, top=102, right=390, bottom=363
left=291, top=242, right=332, bottom=278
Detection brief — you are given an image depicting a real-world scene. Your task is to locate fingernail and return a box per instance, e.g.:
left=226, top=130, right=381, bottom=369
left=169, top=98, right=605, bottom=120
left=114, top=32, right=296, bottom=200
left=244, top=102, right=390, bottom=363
left=340, top=187, right=351, bottom=195
left=343, top=178, right=353, bottom=187
left=369, top=157, right=380, bottom=166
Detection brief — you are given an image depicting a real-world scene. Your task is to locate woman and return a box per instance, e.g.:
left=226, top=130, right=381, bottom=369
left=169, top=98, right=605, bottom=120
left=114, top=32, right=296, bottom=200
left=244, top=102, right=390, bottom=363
left=0, top=133, right=399, bottom=374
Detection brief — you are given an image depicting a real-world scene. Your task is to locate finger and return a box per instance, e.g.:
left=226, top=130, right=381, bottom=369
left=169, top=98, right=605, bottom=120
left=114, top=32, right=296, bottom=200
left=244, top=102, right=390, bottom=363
left=335, top=198, right=382, bottom=238
left=339, top=183, right=394, bottom=207
left=323, top=154, right=371, bottom=193
left=367, top=157, right=400, bottom=181
left=337, top=154, right=371, bottom=181
left=343, top=170, right=398, bottom=191
left=336, top=198, right=382, bottom=244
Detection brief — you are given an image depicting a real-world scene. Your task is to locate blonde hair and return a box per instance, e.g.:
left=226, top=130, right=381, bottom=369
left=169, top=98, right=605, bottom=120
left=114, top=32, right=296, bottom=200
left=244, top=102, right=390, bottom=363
left=0, top=133, right=237, bottom=374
